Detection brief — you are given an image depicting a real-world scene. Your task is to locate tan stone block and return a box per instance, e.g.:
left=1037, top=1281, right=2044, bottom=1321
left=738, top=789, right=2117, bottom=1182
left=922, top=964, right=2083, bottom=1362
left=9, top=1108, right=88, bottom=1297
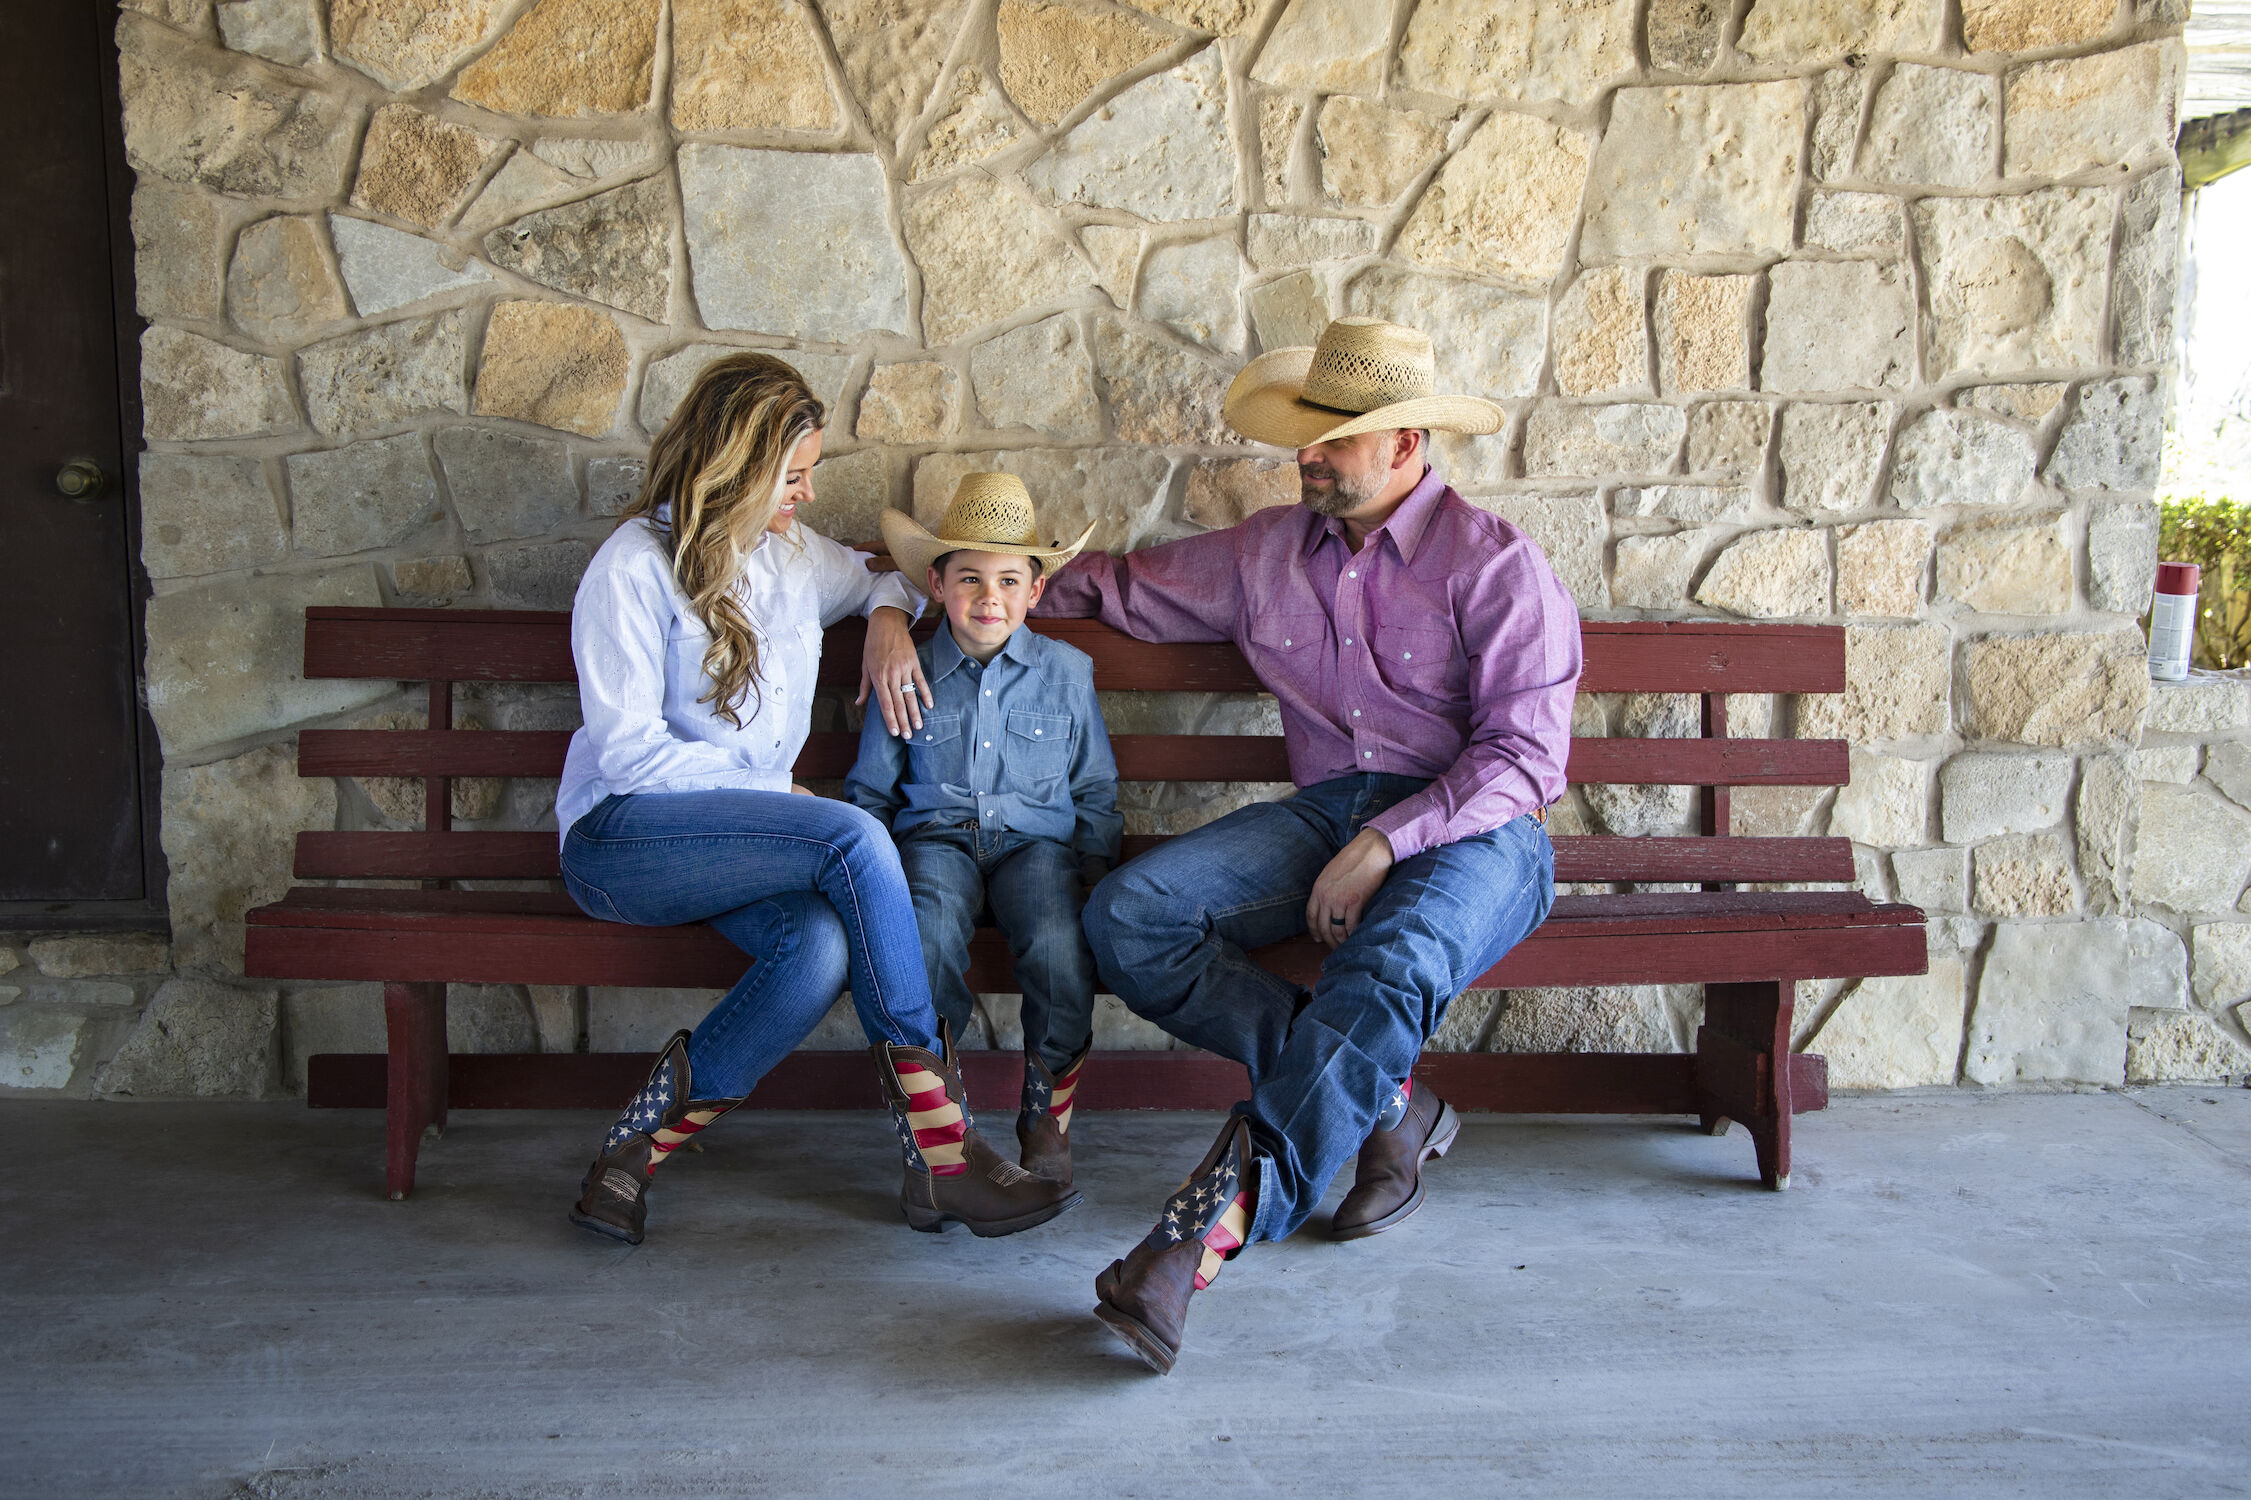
left=2127, top=1011, right=2251, bottom=1083
left=1521, top=403, right=1684, bottom=478
left=1129, top=0, right=1260, bottom=33
left=29, top=935, right=171, bottom=979
left=998, top=0, right=1171, bottom=124
left=484, top=176, right=674, bottom=323
left=1935, top=513, right=2072, bottom=614
left=1318, top=96, right=1450, bottom=210
left=1809, top=65, right=1868, bottom=183
left=1763, top=260, right=1916, bottom=393
left=349, top=105, right=505, bottom=230
left=969, top=314, right=1099, bottom=439
left=1139, top=236, right=1246, bottom=353
left=1776, top=402, right=1894, bottom=518
left=908, top=66, right=1023, bottom=181
left=1829, top=750, right=1930, bottom=847
left=1957, top=383, right=2067, bottom=423
left=1580, top=84, right=1802, bottom=260
left=1890, top=408, right=2038, bottom=512
left=1092, top=316, right=1231, bottom=445
left=1647, top=0, right=1725, bottom=73
left=1395, top=111, right=1587, bottom=287
left=904, top=174, right=1091, bottom=346
left=1816, top=955, right=1965, bottom=1088
left=1487, top=987, right=1684, bottom=1053
left=1250, top=0, right=1388, bottom=93
left=1247, top=215, right=1377, bottom=270
left=100, top=978, right=279, bottom=1098
left=393, top=555, right=475, bottom=601
left=1962, top=0, right=2118, bottom=51
left=225, top=215, right=346, bottom=344
left=1080, top=225, right=1139, bottom=305
left=298, top=312, right=468, bottom=436
left=452, top=0, right=659, bottom=117
left=1960, top=629, right=2150, bottom=747
left=1915, top=188, right=2114, bottom=378
left=856, top=362, right=959, bottom=444
left=330, top=0, right=511, bottom=91
left=1797, top=622, right=1950, bottom=742
left=2076, top=753, right=2135, bottom=913
left=1686, top=401, right=1772, bottom=476
left=1185, top=458, right=1298, bottom=529
left=1732, top=784, right=1827, bottom=836
left=1892, top=845, right=1969, bottom=912
left=139, top=453, right=286, bottom=581
left=1248, top=270, right=1329, bottom=354
left=132, top=182, right=223, bottom=321
left=1736, top=0, right=1943, bottom=62
left=913, top=448, right=1174, bottom=556
left=1345, top=266, right=1546, bottom=398
left=670, top=0, right=839, bottom=133
left=2144, top=676, right=2251, bottom=735
left=1612, top=530, right=1711, bottom=610
left=163, top=746, right=336, bottom=972
left=1552, top=267, right=1647, bottom=398
left=2005, top=42, right=2180, bottom=179
left=1803, top=191, right=1904, bottom=255
left=1467, top=495, right=1608, bottom=610
left=1860, top=64, right=1998, bottom=189
left=1654, top=272, right=1751, bottom=396
left=474, top=301, right=628, bottom=437
left=140, top=326, right=296, bottom=442
left=1258, top=94, right=1304, bottom=206
left=352, top=708, right=503, bottom=825
left=827, top=0, right=973, bottom=150
left=1695, top=526, right=1830, bottom=619
left=1837, top=519, right=1931, bottom=617
left=119, top=16, right=354, bottom=200
left=216, top=0, right=325, bottom=67
left=1973, top=832, right=2074, bottom=916
left=1395, top=0, right=1638, bottom=107
left=1026, top=46, right=1239, bottom=222
left=1614, top=485, right=1758, bottom=525
left=2132, top=783, right=2251, bottom=913
left=799, top=448, right=891, bottom=546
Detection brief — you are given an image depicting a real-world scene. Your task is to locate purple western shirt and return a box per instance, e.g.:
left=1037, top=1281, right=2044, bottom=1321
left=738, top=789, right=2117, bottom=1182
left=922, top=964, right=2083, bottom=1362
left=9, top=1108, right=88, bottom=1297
left=1034, top=466, right=1582, bottom=861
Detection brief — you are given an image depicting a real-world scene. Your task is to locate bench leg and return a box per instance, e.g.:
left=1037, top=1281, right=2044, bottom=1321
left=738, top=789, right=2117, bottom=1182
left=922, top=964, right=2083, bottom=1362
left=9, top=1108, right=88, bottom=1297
left=1695, top=980, right=1794, bottom=1191
left=383, top=982, right=449, bottom=1201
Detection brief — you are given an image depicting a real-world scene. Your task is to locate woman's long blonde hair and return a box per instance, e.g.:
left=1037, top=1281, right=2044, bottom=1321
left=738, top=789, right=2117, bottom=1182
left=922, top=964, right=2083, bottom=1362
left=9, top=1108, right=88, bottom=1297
left=622, top=352, right=824, bottom=728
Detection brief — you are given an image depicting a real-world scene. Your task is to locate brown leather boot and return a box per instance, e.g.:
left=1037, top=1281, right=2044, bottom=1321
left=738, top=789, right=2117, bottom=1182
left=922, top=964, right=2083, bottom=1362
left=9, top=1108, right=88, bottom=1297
left=1016, top=1045, right=1087, bottom=1183
left=1331, top=1079, right=1458, bottom=1241
left=1094, top=1116, right=1254, bottom=1375
left=570, top=1031, right=745, bottom=1245
left=873, top=1022, right=1082, bottom=1236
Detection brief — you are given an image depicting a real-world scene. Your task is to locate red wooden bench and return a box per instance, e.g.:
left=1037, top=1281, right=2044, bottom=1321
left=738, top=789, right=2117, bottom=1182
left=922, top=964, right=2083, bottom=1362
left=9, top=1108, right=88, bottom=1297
left=245, top=606, right=1927, bottom=1200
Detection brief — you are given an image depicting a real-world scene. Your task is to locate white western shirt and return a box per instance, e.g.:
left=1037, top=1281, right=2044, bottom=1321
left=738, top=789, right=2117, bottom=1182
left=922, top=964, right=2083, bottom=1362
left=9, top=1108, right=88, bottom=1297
left=555, top=517, right=923, bottom=843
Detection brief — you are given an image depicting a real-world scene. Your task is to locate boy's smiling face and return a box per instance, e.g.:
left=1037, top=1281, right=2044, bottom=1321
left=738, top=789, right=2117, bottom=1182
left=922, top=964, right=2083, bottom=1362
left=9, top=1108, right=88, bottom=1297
left=928, top=549, right=1044, bottom=662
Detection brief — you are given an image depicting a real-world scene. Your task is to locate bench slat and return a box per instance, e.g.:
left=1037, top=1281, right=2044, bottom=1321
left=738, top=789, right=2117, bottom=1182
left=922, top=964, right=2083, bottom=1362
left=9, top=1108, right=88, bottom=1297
left=303, top=609, right=1847, bottom=695
left=294, top=829, right=1856, bottom=884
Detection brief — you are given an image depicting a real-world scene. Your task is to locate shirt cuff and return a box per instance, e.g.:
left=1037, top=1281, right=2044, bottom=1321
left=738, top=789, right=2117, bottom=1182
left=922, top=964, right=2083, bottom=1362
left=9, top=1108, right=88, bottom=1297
left=1365, top=799, right=1442, bottom=863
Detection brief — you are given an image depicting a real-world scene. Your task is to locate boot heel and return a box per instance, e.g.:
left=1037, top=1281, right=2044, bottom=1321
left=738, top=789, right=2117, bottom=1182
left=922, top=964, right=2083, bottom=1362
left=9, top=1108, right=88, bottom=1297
left=1425, top=1100, right=1461, bottom=1160
left=901, top=1197, right=950, bottom=1233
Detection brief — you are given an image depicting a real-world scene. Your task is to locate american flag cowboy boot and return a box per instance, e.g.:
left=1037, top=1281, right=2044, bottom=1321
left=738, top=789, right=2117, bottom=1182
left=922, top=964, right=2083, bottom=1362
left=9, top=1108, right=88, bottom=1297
left=1016, top=1044, right=1087, bottom=1184
left=1332, top=1075, right=1459, bottom=1241
left=872, top=1020, right=1082, bottom=1237
left=1093, top=1115, right=1255, bottom=1375
left=569, top=1031, right=745, bottom=1245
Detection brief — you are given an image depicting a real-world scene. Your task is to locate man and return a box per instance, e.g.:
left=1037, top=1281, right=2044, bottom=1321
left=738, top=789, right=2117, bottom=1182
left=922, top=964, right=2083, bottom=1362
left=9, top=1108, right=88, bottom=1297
left=1033, top=317, right=1583, bottom=1373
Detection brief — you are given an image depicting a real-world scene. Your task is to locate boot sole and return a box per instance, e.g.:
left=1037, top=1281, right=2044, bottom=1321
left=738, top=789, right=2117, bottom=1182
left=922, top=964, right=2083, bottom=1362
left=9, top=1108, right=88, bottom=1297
left=1331, top=1100, right=1460, bottom=1242
left=568, top=1207, right=643, bottom=1246
left=902, top=1186, right=1085, bottom=1238
left=1093, top=1298, right=1179, bottom=1375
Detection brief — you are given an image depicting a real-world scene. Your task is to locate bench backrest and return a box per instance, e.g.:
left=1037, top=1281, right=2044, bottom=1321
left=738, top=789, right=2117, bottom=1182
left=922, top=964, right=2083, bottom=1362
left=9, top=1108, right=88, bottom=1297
left=291, top=606, right=1852, bottom=891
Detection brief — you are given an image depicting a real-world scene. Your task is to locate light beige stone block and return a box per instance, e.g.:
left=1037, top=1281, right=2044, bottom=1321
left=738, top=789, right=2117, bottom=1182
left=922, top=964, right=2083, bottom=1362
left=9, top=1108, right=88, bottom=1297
left=2144, top=676, right=2251, bottom=735
left=1961, top=629, right=2149, bottom=748
left=1581, top=83, right=1802, bottom=259
left=2076, top=753, right=2136, bottom=913
left=1892, top=846, right=1969, bottom=912
left=1552, top=268, right=1647, bottom=397
left=29, top=935, right=171, bottom=979
left=1936, top=514, right=2072, bottom=614
left=139, top=453, right=286, bottom=580
left=1647, top=0, right=1725, bottom=73
left=2133, top=745, right=2198, bottom=783
left=2127, top=1011, right=2251, bottom=1082
left=432, top=426, right=577, bottom=543
left=1687, top=401, right=1772, bottom=477
left=2134, top=783, right=2251, bottom=913
left=1185, top=458, right=1299, bottom=529
left=908, top=66, right=1023, bottom=181
left=914, top=448, right=1175, bottom=556
left=827, top=0, right=973, bottom=150
left=1138, top=237, right=1246, bottom=353
left=1973, top=832, right=2075, bottom=916
left=162, top=744, right=340, bottom=969
left=681, top=146, right=911, bottom=341
left=330, top=216, right=494, bottom=318
left=2207, top=742, right=2251, bottom=814
left=1521, top=403, right=1684, bottom=478
left=1777, top=402, right=1893, bottom=518
left=132, top=182, right=223, bottom=321
left=1797, top=622, right=1951, bottom=741
left=1837, top=520, right=1930, bottom=618
left=1764, top=261, right=1916, bottom=394
left=1396, top=112, right=1588, bottom=287
left=1817, top=955, right=1966, bottom=1088
left=1468, top=496, right=1608, bottom=610
left=1962, top=0, right=2118, bottom=52
left=1092, top=316, right=1231, bottom=445
left=1613, top=531, right=1712, bottom=610
left=330, top=0, right=511, bottom=90
left=1736, top=0, right=1943, bottom=62
left=120, top=17, right=355, bottom=199
left=1939, top=752, right=2072, bottom=842
left=1966, top=918, right=2182, bottom=1085
left=2045, top=376, right=2163, bottom=492
left=1916, top=189, right=2114, bottom=379
left=1694, top=526, right=1831, bottom=618
left=474, top=300, right=628, bottom=437
left=1317, top=96, right=1448, bottom=209
left=487, top=540, right=592, bottom=610
left=452, top=0, right=659, bottom=117
left=225, top=215, right=345, bottom=344
left=350, top=105, right=505, bottom=229
left=286, top=434, right=446, bottom=555
left=1257, top=95, right=1303, bottom=207
left=2005, top=42, right=2179, bottom=179
left=1131, top=0, right=1261, bottom=33
left=0, top=1013, right=86, bottom=1092
left=2191, top=922, right=2251, bottom=1008
left=1023, top=47, right=1236, bottom=222
left=1487, top=987, right=1681, bottom=1054
left=1251, top=0, right=1388, bottom=93
left=1733, top=785, right=1828, bottom=836
left=1890, top=408, right=2038, bottom=513
left=1395, top=0, right=1638, bottom=107
left=145, top=568, right=387, bottom=757
left=1828, top=750, right=1929, bottom=847
left=1248, top=271, right=1330, bottom=354
left=1614, top=486, right=1758, bottom=525
left=1345, top=266, right=1546, bottom=399
left=1654, top=273, right=1752, bottom=395
left=140, top=326, right=295, bottom=442
left=1957, top=383, right=2067, bottom=424
left=459, top=151, right=581, bottom=236
left=100, top=979, right=278, bottom=1098
left=970, top=314, right=1099, bottom=439
left=484, top=176, right=674, bottom=322
left=1809, top=65, right=1869, bottom=183
left=670, top=0, right=838, bottom=133
left=1860, top=64, right=1998, bottom=189
left=298, top=312, right=468, bottom=436
left=855, top=362, right=959, bottom=444
left=1080, top=226, right=1140, bottom=306
left=798, top=448, right=890, bottom=546
left=2114, top=168, right=2183, bottom=369
left=1803, top=191, right=1905, bottom=255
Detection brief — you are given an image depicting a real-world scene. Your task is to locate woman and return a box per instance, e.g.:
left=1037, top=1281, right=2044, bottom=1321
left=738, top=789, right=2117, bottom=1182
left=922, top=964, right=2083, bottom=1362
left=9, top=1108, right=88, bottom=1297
left=557, top=352, right=1079, bottom=1245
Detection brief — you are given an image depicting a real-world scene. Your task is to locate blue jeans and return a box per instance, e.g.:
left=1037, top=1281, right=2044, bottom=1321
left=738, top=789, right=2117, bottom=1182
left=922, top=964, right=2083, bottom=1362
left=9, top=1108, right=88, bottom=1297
left=560, top=790, right=942, bottom=1099
left=897, top=827, right=1098, bottom=1072
left=1083, top=773, right=1553, bottom=1243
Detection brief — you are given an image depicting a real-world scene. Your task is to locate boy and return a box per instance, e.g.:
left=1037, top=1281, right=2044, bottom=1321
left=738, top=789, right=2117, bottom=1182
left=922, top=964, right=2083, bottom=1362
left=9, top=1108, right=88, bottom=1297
left=848, top=473, right=1121, bottom=1186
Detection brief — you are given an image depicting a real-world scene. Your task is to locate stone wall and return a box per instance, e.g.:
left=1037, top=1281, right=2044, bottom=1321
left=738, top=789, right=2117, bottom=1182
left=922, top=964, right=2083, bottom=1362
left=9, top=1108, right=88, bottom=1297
left=9, top=0, right=2236, bottom=1098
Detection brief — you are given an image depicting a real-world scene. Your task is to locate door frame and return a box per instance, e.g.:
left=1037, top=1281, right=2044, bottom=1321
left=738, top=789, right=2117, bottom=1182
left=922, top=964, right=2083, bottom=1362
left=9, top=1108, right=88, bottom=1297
left=0, top=1, right=165, bottom=932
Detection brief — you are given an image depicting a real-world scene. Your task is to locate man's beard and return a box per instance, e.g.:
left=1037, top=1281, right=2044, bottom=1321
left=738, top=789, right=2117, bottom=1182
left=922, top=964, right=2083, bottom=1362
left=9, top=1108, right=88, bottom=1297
left=1299, top=461, right=1385, bottom=517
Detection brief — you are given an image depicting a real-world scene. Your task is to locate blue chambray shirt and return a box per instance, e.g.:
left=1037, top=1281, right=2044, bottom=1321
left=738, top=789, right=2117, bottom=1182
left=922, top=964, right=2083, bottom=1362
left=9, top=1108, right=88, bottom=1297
left=846, top=623, right=1122, bottom=875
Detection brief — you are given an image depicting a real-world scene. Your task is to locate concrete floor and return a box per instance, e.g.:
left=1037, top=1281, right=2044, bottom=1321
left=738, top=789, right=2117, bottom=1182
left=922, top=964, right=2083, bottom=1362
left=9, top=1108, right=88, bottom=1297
left=5, top=1091, right=2251, bottom=1499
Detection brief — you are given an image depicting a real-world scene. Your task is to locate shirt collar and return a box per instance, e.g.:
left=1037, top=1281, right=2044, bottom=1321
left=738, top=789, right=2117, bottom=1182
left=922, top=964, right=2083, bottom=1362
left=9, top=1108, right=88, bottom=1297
left=929, top=619, right=1037, bottom=682
left=1304, top=465, right=1446, bottom=563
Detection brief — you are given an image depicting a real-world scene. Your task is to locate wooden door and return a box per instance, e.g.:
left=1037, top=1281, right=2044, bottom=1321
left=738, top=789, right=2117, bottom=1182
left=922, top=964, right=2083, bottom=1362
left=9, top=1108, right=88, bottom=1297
left=0, top=1, right=160, bottom=920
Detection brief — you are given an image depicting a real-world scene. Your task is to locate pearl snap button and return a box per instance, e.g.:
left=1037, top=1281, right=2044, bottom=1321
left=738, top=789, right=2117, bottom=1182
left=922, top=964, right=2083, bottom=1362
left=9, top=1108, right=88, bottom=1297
left=1344, top=637, right=1352, bottom=645
left=1403, top=651, right=1412, bottom=660
left=1352, top=709, right=1361, bottom=717
left=1283, top=638, right=1292, bottom=647
left=983, top=741, right=991, bottom=748
left=1363, top=751, right=1372, bottom=759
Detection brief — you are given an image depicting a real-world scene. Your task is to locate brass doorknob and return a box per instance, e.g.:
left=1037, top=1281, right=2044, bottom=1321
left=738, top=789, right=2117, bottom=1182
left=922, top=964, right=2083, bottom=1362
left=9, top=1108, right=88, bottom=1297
left=54, top=459, right=105, bottom=499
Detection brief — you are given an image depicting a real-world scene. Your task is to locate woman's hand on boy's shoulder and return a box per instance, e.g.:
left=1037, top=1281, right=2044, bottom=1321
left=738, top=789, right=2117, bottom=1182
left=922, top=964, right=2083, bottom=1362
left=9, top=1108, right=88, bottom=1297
left=858, top=605, right=933, bottom=738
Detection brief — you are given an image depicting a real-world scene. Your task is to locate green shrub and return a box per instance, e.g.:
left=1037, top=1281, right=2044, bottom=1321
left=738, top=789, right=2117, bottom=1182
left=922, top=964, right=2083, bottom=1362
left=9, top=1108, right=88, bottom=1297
left=2159, top=496, right=2251, bottom=668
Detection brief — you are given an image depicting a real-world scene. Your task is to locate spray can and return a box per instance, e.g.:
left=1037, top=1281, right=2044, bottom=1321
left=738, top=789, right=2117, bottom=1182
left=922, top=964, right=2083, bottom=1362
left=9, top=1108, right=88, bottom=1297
left=2149, top=561, right=2200, bottom=682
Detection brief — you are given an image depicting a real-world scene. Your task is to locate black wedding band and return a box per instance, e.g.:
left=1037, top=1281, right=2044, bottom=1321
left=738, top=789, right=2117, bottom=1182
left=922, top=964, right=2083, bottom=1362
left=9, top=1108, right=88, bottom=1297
left=1328, top=915, right=1345, bottom=926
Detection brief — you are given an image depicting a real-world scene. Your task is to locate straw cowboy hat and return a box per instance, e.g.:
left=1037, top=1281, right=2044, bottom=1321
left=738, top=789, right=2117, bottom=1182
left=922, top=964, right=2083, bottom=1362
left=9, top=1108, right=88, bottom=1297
left=880, top=471, right=1096, bottom=585
left=1222, top=316, right=1507, bottom=450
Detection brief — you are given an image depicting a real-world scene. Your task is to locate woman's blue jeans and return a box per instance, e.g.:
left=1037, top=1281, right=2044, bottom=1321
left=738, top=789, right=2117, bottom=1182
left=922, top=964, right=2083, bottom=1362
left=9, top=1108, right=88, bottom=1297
left=561, top=790, right=942, bottom=1099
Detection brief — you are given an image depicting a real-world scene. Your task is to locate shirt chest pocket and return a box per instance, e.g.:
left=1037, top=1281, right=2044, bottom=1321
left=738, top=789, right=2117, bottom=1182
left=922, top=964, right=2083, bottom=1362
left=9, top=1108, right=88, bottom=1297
left=1248, top=613, right=1325, bottom=659
left=1373, top=625, right=1461, bottom=699
left=1002, top=710, right=1072, bottom=782
left=905, top=712, right=966, bottom=784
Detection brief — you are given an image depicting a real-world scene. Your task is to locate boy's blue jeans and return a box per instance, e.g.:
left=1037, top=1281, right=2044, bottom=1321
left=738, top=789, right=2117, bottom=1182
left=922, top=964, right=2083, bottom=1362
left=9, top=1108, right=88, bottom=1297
left=560, top=790, right=942, bottom=1099
left=1082, top=773, right=1554, bottom=1244
left=896, top=826, right=1098, bottom=1073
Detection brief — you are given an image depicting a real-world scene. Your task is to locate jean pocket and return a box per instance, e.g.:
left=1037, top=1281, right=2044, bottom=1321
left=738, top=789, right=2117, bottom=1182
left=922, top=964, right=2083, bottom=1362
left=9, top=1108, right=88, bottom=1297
left=561, top=861, right=626, bottom=924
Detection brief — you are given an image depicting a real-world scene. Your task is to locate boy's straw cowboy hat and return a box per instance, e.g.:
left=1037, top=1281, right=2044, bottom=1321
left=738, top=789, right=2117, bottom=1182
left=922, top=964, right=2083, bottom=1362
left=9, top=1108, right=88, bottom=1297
left=880, top=472, right=1095, bottom=584
left=1222, top=316, right=1507, bottom=450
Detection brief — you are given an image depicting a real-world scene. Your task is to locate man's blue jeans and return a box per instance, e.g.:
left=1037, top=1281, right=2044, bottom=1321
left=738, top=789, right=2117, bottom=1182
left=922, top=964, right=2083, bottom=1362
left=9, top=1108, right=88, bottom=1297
left=896, top=827, right=1098, bottom=1073
left=1083, top=773, right=1554, bottom=1244
left=560, top=790, right=942, bottom=1099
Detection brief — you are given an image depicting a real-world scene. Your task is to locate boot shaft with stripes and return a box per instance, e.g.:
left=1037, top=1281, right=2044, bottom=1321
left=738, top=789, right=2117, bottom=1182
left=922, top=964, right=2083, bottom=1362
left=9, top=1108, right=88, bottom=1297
left=1016, top=1046, right=1086, bottom=1184
left=872, top=1022, right=1082, bottom=1237
left=570, top=1031, right=744, bottom=1245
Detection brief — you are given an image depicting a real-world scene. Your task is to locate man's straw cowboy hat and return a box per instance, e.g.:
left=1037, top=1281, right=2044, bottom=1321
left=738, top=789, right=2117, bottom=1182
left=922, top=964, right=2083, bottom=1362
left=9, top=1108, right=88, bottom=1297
left=880, top=471, right=1095, bottom=585
left=1222, top=316, right=1507, bottom=450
